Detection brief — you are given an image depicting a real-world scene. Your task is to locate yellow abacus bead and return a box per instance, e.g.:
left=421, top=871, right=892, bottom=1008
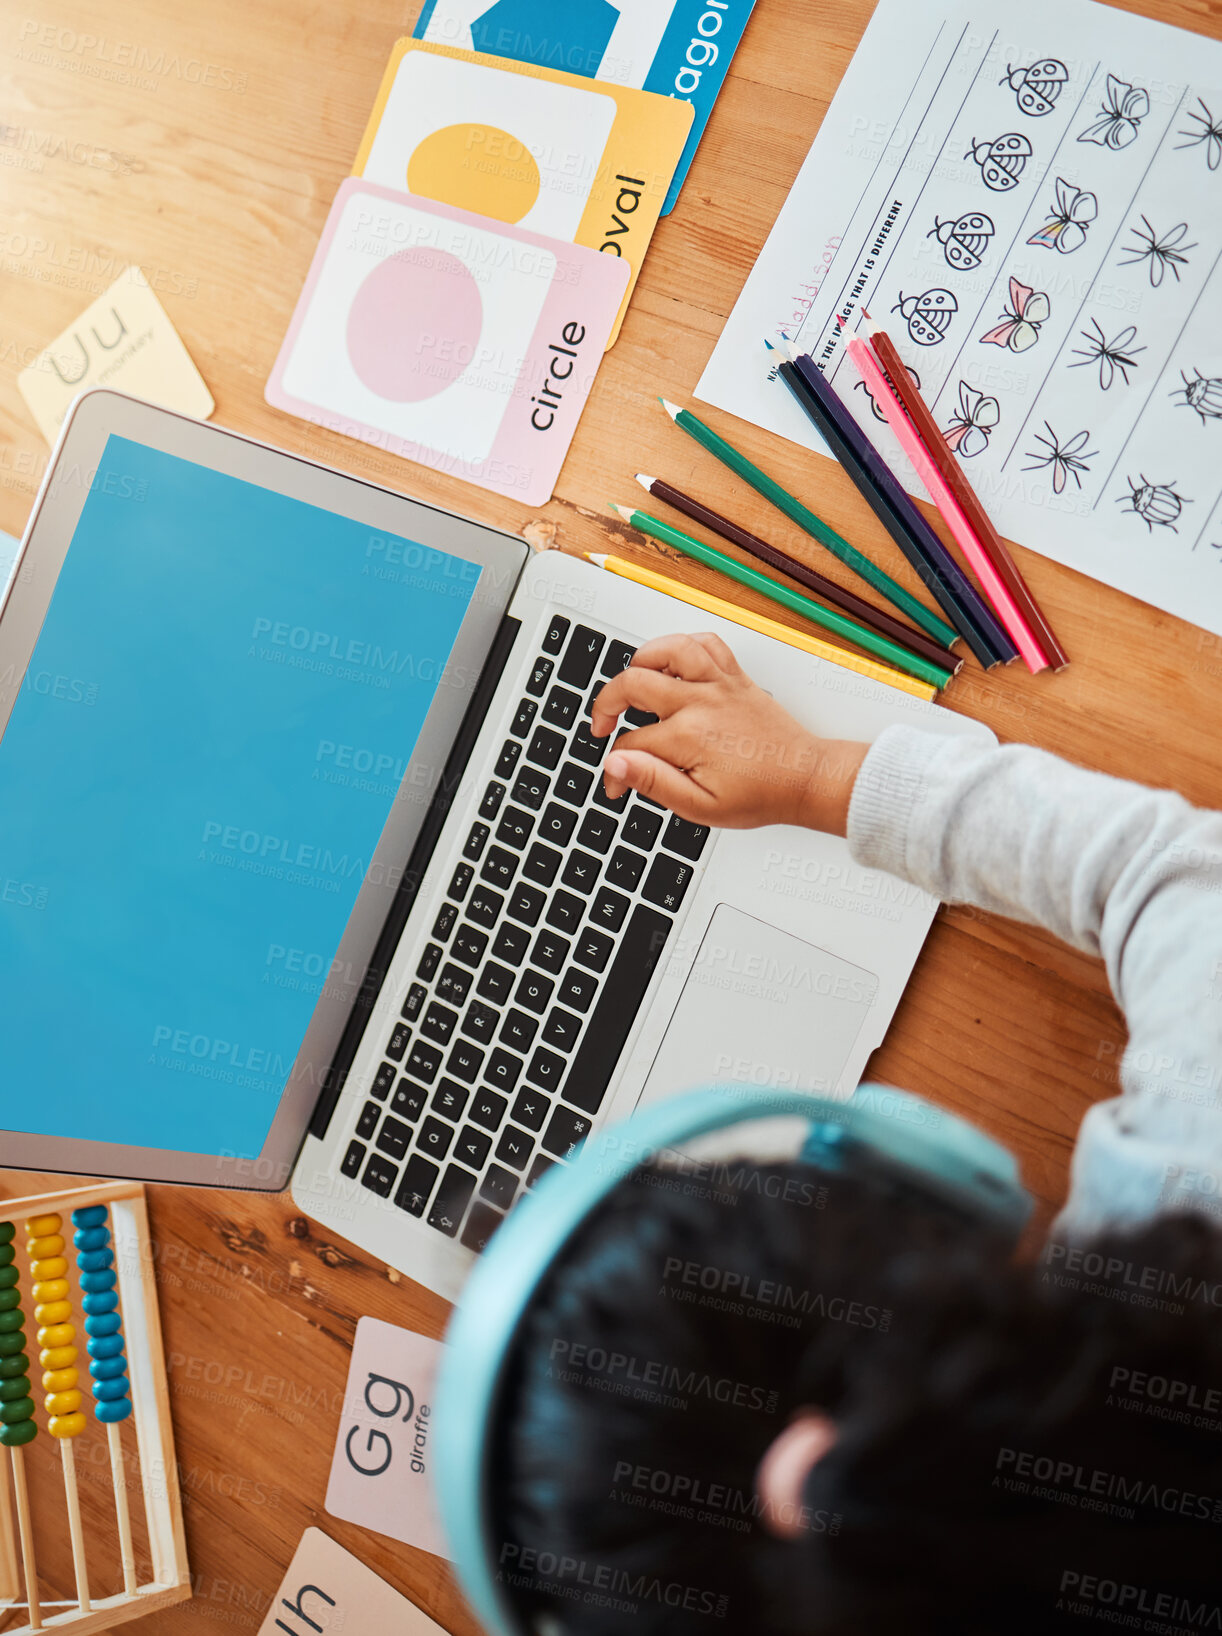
left=35, top=1300, right=73, bottom=1326
left=48, top=1411, right=86, bottom=1439
left=40, top=1344, right=77, bottom=1370
left=27, top=1214, right=62, bottom=1237
left=37, top=1322, right=76, bottom=1350
left=27, top=1233, right=65, bottom=1259
left=42, top=1366, right=78, bottom=1392
left=30, top=1257, right=67, bottom=1281
left=45, top=1388, right=82, bottom=1416
left=32, top=1278, right=69, bottom=1303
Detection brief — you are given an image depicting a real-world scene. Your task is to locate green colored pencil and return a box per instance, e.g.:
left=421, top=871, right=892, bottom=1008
left=609, top=505, right=953, bottom=690
left=658, top=398, right=959, bottom=650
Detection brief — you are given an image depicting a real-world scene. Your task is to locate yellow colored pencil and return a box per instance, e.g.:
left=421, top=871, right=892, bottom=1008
left=585, top=553, right=937, bottom=702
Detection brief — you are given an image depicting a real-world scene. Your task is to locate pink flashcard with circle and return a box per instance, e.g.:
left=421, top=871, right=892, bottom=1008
left=267, top=179, right=629, bottom=505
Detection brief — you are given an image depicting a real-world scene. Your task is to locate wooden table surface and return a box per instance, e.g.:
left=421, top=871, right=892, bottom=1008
left=3, top=0, right=1222, bottom=1630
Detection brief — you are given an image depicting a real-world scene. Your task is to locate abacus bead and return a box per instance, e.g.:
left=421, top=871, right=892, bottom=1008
left=0, top=1267, right=19, bottom=1290
left=71, top=1207, right=108, bottom=1229
left=40, top=1344, right=77, bottom=1370
left=0, top=1378, right=31, bottom=1402
left=0, top=1310, right=25, bottom=1334
left=90, top=1355, right=127, bottom=1381
left=93, top=1376, right=129, bottom=1403
left=0, top=1290, right=19, bottom=1313
left=35, top=1301, right=74, bottom=1327
left=43, top=1366, right=78, bottom=1391
left=38, top=1323, right=76, bottom=1350
left=79, top=1269, right=116, bottom=1294
left=73, top=1226, right=110, bottom=1253
left=0, top=1417, right=37, bottom=1446
left=0, top=1397, right=34, bottom=1425
left=96, top=1397, right=131, bottom=1423
left=27, top=1233, right=65, bottom=1259
left=0, top=1223, right=14, bottom=1244
left=0, top=1353, right=29, bottom=1379
left=82, top=1292, right=119, bottom=1317
left=33, top=1278, right=70, bottom=1304
left=0, top=1244, right=14, bottom=1266
left=0, top=1333, right=27, bottom=1358
left=49, top=1411, right=86, bottom=1438
left=45, top=1388, right=82, bottom=1416
left=30, top=1257, right=67, bottom=1281
left=85, top=1312, right=121, bottom=1338
left=87, top=1334, right=124, bottom=1360
left=27, top=1215, right=62, bottom=1237
left=75, top=1250, right=112, bottom=1274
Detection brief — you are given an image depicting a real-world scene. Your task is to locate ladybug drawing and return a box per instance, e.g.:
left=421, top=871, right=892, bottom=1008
left=928, top=210, right=996, bottom=271
left=1002, top=58, right=1069, bottom=117
left=892, top=288, right=958, bottom=346
left=966, top=132, right=1033, bottom=191
left=1170, top=369, right=1222, bottom=425
left=1117, top=475, right=1191, bottom=532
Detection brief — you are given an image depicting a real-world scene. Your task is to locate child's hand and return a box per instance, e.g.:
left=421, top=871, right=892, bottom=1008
left=589, top=632, right=868, bottom=835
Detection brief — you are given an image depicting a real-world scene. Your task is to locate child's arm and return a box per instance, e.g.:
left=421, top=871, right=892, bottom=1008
left=594, top=634, right=1222, bottom=1240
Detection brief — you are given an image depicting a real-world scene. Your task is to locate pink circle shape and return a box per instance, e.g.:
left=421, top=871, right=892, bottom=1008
left=345, top=247, right=484, bottom=403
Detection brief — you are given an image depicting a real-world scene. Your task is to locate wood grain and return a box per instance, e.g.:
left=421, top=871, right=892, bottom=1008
left=3, top=0, right=1221, bottom=1631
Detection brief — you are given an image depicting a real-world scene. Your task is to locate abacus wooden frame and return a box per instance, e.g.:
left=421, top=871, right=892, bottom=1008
left=0, top=1180, right=190, bottom=1635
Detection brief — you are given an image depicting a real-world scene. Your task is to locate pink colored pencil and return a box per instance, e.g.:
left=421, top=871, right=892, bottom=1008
left=845, top=337, right=1049, bottom=675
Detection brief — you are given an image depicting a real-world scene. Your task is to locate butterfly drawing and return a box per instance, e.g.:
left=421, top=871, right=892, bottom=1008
left=980, top=278, right=1050, bottom=352
left=892, top=288, right=958, bottom=346
left=966, top=132, right=1033, bottom=191
left=1027, top=178, right=1098, bottom=255
left=1001, top=58, right=1069, bottom=117
left=943, top=382, right=1000, bottom=458
left=928, top=211, right=996, bottom=271
left=1078, top=74, right=1149, bottom=150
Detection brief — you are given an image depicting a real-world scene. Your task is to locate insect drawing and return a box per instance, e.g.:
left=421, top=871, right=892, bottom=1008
left=1068, top=319, right=1145, bottom=389
left=928, top=210, right=996, bottom=271
left=965, top=132, right=1033, bottom=191
left=1024, top=424, right=1097, bottom=493
left=1078, top=74, right=1150, bottom=149
left=943, top=382, right=1000, bottom=457
left=1170, top=369, right=1222, bottom=425
left=1027, top=177, right=1098, bottom=254
left=892, top=288, right=958, bottom=346
left=1117, top=475, right=1191, bottom=531
left=1001, top=58, right=1069, bottom=116
left=980, top=278, right=1050, bottom=353
left=1175, top=98, right=1222, bottom=171
left=1119, top=215, right=1197, bottom=287
left=855, top=364, right=921, bottom=423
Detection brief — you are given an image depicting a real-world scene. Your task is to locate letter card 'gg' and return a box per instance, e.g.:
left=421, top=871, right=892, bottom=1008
left=352, top=39, right=693, bottom=345
left=266, top=180, right=629, bottom=505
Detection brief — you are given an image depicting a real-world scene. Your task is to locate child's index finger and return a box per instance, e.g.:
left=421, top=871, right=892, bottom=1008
left=590, top=667, right=691, bottom=739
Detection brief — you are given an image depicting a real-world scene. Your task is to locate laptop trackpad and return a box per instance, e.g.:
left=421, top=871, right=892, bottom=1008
left=638, top=905, right=879, bottom=1108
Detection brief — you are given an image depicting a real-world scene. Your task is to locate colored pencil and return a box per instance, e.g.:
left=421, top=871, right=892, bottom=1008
left=846, top=337, right=1049, bottom=674
left=585, top=553, right=938, bottom=702
left=765, top=339, right=1016, bottom=670
left=634, top=473, right=962, bottom=676
left=658, top=398, right=959, bottom=650
left=609, top=503, right=954, bottom=690
left=861, top=313, right=1069, bottom=670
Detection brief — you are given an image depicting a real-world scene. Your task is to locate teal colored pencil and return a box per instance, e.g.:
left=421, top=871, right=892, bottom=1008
left=659, top=398, right=959, bottom=650
left=609, top=505, right=952, bottom=690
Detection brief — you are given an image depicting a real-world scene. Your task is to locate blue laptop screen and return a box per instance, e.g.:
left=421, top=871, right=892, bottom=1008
left=0, top=435, right=480, bottom=1156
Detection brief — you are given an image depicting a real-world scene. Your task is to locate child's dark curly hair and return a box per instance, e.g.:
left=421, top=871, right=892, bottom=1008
left=491, top=1156, right=1222, bottom=1636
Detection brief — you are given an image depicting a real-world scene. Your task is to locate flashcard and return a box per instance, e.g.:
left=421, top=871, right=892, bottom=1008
left=352, top=38, right=692, bottom=343
left=257, top=1529, right=450, bottom=1636
left=324, top=1317, right=450, bottom=1558
left=266, top=180, right=629, bottom=505
left=411, top=0, right=758, bottom=216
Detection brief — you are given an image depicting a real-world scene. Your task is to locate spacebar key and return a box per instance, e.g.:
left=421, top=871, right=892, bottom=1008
left=561, top=905, right=672, bottom=1115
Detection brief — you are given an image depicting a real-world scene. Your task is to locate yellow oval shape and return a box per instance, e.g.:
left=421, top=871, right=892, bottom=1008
left=407, top=124, right=541, bottom=225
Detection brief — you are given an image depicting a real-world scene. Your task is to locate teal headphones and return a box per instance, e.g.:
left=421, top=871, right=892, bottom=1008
left=435, top=1084, right=1031, bottom=1636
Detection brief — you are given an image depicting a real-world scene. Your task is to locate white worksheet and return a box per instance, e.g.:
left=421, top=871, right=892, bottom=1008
left=698, top=0, right=1222, bottom=637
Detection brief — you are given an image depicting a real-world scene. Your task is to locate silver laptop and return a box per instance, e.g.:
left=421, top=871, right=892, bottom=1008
left=0, top=391, right=991, bottom=1301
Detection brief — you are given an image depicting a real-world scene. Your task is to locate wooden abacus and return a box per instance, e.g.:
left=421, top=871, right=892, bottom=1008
left=0, top=1182, right=190, bottom=1634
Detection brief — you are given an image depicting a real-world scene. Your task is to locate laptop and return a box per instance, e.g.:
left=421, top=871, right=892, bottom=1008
left=0, top=390, right=992, bottom=1301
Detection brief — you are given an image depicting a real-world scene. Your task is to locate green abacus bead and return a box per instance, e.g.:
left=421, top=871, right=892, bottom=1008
left=0, top=1223, right=14, bottom=1245
left=0, top=1267, right=19, bottom=1290
left=0, top=1417, right=37, bottom=1447
left=0, top=1333, right=27, bottom=1358
left=0, top=1289, right=20, bottom=1312
left=0, top=1353, right=29, bottom=1379
left=0, top=1309, right=26, bottom=1334
left=0, top=1244, right=15, bottom=1267
left=0, top=1396, right=34, bottom=1425
left=0, top=1377, right=31, bottom=1402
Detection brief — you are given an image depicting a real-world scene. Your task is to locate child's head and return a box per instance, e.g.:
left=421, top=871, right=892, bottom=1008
left=491, top=1157, right=1222, bottom=1635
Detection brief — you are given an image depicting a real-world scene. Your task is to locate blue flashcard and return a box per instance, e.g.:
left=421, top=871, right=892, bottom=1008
left=412, top=0, right=758, bottom=215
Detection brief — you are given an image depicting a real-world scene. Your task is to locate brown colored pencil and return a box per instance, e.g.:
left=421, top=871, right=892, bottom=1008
left=633, top=474, right=962, bottom=676
left=862, top=317, right=1069, bottom=670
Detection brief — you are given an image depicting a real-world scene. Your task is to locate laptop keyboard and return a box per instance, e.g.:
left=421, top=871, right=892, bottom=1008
left=338, top=615, right=711, bottom=1254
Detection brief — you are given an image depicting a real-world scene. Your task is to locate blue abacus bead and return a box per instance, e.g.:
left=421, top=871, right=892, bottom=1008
left=93, top=1374, right=130, bottom=1402
left=71, top=1207, right=108, bottom=1230
left=90, top=1354, right=128, bottom=1381
left=96, top=1397, right=132, bottom=1423
left=82, top=1291, right=119, bottom=1317
left=84, top=1311, right=122, bottom=1338
left=79, top=1269, right=116, bottom=1295
left=87, top=1333, right=125, bottom=1360
left=76, top=1249, right=112, bottom=1274
left=72, top=1226, right=111, bottom=1254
